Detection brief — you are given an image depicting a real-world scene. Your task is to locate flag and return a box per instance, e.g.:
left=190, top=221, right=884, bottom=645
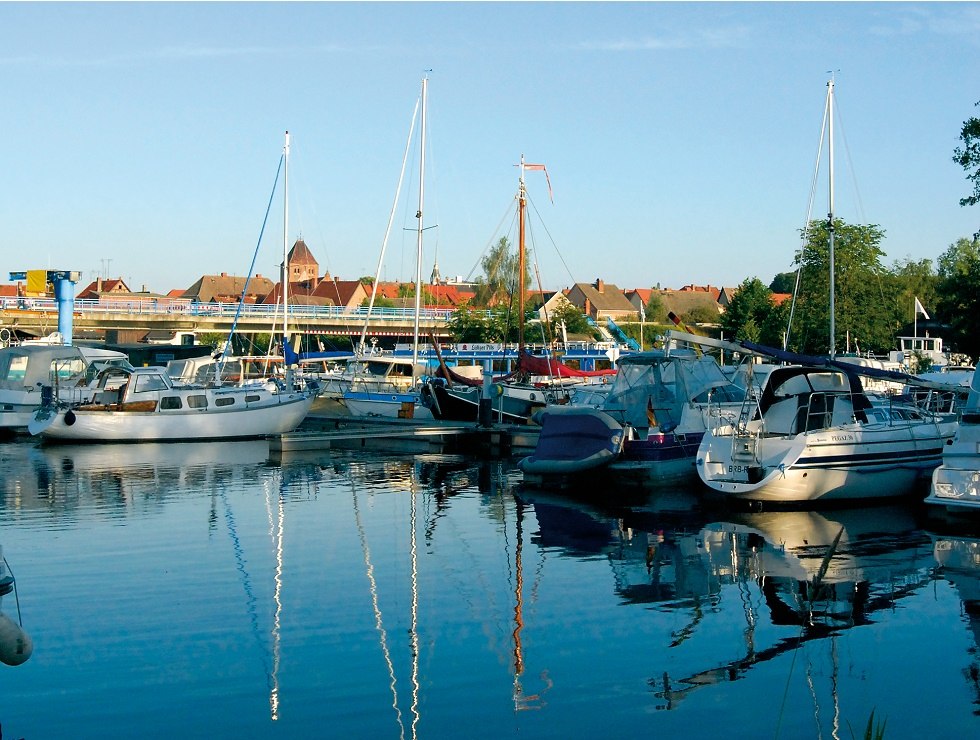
left=640, top=302, right=646, bottom=322
left=914, top=297, right=930, bottom=320
left=523, top=163, right=554, bottom=203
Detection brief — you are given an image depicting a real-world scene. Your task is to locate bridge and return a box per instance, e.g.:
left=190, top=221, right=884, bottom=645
left=0, top=297, right=457, bottom=344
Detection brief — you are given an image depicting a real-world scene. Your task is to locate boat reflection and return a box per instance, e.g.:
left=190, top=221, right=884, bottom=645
left=1, top=440, right=270, bottom=519
left=930, top=532, right=980, bottom=714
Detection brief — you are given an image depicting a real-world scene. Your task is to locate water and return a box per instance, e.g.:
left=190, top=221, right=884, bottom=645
left=1, top=437, right=979, bottom=739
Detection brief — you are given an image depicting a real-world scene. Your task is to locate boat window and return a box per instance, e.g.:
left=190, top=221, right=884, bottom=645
left=134, top=374, right=169, bottom=393
left=51, top=358, right=86, bottom=383
left=160, top=397, right=182, bottom=410
left=808, top=372, right=848, bottom=393
left=245, top=394, right=261, bottom=402
left=187, top=395, right=208, bottom=409
left=1, top=355, right=28, bottom=383
left=215, top=397, right=235, bottom=407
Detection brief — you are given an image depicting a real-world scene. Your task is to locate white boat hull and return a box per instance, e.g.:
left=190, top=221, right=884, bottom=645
left=31, top=392, right=315, bottom=442
left=342, top=391, right=433, bottom=420
left=698, top=421, right=955, bottom=504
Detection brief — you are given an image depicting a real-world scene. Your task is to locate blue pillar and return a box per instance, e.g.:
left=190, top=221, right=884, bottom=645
left=53, top=277, right=75, bottom=345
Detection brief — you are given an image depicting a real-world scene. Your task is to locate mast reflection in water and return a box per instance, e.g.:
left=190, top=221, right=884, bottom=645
left=1, top=439, right=979, bottom=738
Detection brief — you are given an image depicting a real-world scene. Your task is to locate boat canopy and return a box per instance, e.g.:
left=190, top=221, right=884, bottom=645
left=756, top=366, right=871, bottom=418
left=602, top=353, right=743, bottom=431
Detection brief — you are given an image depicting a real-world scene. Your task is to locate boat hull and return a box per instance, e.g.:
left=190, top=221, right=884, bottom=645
left=30, top=393, right=315, bottom=442
left=342, top=391, right=433, bottom=420
left=698, top=422, right=955, bottom=504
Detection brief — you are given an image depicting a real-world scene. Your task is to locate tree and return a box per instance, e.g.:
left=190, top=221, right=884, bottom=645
left=722, top=277, right=781, bottom=345
left=884, top=257, right=938, bottom=330
left=769, top=271, right=797, bottom=294
left=472, top=237, right=529, bottom=308
left=786, top=219, right=893, bottom=355
left=547, top=301, right=593, bottom=339
left=682, top=304, right=720, bottom=325
left=644, top=293, right=668, bottom=323
left=954, top=101, right=980, bottom=234
left=936, top=237, right=980, bottom=360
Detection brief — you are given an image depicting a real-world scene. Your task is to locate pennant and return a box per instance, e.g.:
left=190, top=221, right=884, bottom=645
left=523, top=163, right=554, bottom=203
left=914, top=297, right=930, bottom=320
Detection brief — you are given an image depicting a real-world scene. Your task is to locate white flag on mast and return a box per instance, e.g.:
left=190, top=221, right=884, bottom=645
left=914, top=297, right=930, bottom=320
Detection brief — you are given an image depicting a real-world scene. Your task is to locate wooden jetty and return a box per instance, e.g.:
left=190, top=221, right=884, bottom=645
left=271, top=412, right=539, bottom=457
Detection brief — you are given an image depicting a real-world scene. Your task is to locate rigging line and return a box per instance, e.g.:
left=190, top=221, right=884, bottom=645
left=2, top=556, right=23, bottom=626
left=218, top=152, right=284, bottom=374
left=786, top=85, right=831, bottom=350
left=527, top=195, right=576, bottom=286
left=832, top=100, right=867, bottom=224
left=350, top=478, right=406, bottom=740
left=360, top=91, right=422, bottom=353
left=463, top=197, right=520, bottom=282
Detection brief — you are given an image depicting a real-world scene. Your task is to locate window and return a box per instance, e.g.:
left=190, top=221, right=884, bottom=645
left=215, top=397, right=235, bottom=407
left=188, top=395, right=208, bottom=409
left=134, top=374, right=169, bottom=393
left=160, top=397, right=182, bottom=410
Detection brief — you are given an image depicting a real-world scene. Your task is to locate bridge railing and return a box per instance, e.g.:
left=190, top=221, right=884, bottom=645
left=0, top=297, right=457, bottom=323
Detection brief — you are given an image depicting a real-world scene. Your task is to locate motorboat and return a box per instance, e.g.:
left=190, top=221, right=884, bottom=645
left=925, top=365, right=980, bottom=515
left=0, top=342, right=131, bottom=433
left=520, top=349, right=745, bottom=485
left=27, top=364, right=318, bottom=443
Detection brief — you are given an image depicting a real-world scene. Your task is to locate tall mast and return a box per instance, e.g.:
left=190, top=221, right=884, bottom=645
left=518, top=155, right=527, bottom=353
left=412, top=76, right=427, bottom=369
left=826, top=79, right=835, bottom=359
left=282, top=130, right=290, bottom=349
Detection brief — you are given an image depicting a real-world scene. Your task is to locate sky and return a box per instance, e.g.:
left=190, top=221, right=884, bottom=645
left=1, top=1, right=979, bottom=297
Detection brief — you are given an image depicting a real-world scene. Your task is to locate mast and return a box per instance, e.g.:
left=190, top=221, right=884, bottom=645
left=826, top=79, right=835, bottom=359
left=518, top=156, right=527, bottom=353
left=282, top=130, right=290, bottom=351
left=412, top=77, right=427, bottom=369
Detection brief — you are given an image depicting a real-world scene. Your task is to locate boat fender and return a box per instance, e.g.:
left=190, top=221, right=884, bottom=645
left=0, top=612, right=32, bottom=666
left=491, top=383, right=504, bottom=398
left=64, top=409, right=76, bottom=426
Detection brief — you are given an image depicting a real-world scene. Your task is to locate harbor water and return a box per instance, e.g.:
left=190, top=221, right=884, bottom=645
left=1, top=437, right=980, bottom=738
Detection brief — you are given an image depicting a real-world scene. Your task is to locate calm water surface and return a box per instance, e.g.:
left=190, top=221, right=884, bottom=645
left=1, top=437, right=980, bottom=739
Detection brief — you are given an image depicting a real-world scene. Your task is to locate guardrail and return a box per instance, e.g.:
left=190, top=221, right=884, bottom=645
left=0, top=297, right=457, bottom=323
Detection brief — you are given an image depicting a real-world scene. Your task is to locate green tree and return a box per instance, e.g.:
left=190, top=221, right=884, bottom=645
left=787, top=219, right=893, bottom=355
left=936, top=237, right=980, bottom=360
left=548, top=301, right=593, bottom=338
left=769, top=271, right=797, bottom=294
left=722, top=277, right=781, bottom=345
left=884, top=257, right=938, bottom=331
left=954, top=101, right=980, bottom=236
left=682, top=304, right=720, bottom=325
left=644, top=293, right=668, bottom=323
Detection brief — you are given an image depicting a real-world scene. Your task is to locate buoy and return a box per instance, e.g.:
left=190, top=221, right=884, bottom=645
left=0, top=612, right=32, bottom=666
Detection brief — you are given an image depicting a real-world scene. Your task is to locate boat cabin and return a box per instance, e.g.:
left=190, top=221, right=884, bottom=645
left=754, top=366, right=872, bottom=436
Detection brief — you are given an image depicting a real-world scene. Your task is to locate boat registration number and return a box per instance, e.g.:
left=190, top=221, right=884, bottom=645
left=728, top=464, right=749, bottom=474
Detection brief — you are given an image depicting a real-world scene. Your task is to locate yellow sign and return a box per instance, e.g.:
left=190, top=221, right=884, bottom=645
left=26, top=270, right=49, bottom=295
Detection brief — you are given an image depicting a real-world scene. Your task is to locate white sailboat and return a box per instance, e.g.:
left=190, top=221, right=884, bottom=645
left=342, top=75, right=434, bottom=420
left=926, top=364, right=980, bottom=515
left=28, top=133, right=319, bottom=443
left=696, top=78, right=957, bottom=505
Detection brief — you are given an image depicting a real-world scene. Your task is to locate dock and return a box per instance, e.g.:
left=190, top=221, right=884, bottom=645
left=271, top=412, right=539, bottom=457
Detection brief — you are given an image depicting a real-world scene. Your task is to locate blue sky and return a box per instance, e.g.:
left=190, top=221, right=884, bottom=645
left=1, top=2, right=978, bottom=296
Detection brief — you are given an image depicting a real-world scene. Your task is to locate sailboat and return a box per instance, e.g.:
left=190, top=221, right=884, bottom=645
left=696, top=78, right=957, bottom=505
left=342, top=76, right=434, bottom=420
left=421, top=157, right=610, bottom=424
left=29, top=133, right=319, bottom=443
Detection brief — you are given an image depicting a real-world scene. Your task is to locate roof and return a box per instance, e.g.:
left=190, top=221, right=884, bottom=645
left=183, top=274, right=276, bottom=303
left=569, top=281, right=635, bottom=312
left=651, top=289, right=721, bottom=316
left=287, top=239, right=318, bottom=266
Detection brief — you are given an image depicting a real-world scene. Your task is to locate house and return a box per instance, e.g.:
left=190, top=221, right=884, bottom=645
left=312, top=279, right=369, bottom=311
left=651, top=288, right=722, bottom=323
left=77, top=277, right=134, bottom=300
left=183, top=273, right=276, bottom=304
left=566, top=279, right=638, bottom=323
left=717, top=286, right=741, bottom=309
